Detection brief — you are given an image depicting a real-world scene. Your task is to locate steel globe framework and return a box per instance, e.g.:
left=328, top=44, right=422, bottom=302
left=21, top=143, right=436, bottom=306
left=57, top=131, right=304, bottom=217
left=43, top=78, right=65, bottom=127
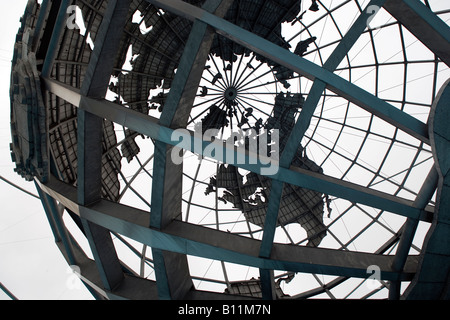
left=9, top=0, right=450, bottom=299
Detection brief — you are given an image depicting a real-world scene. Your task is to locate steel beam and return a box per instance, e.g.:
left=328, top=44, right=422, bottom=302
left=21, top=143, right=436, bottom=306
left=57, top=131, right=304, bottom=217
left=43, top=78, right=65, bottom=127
left=41, top=0, right=70, bottom=78
left=50, top=207, right=255, bottom=300
left=259, top=179, right=285, bottom=259
left=76, top=0, right=131, bottom=294
left=32, top=0, right=50, bottom=54
left=42, top=78, right=435, bottom=223
left=149, top=0, right=232, bottom=300
left=34, top=181, right=62, bottom=243
left=389, top=165, right=438, bottom=299
left=0, top=282, right=18, bottom=300
left=404, top=79, right=450, bottom=299
left=384, top=0, right=450, bottom=67
left=146, top=0, right=429, bottom=144
left=282, top=0, right=387, bottom=167
left=53, top=214, right=160, bottom=300
left=259, top=0, right=387, bottom=298
left=33, top=0, right=448, bottom=300
left=151, top=19, right=217, bottom=230
left=258, top=179, right=283, bottom=299
left=35, top=182, right=76, bottom=265
left=36, top=176, right=419, bottom=282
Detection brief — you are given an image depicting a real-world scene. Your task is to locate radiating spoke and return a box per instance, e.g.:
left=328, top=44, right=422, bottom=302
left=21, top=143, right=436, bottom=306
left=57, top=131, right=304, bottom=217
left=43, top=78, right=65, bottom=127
left=235, top=61, right=273, bottom=91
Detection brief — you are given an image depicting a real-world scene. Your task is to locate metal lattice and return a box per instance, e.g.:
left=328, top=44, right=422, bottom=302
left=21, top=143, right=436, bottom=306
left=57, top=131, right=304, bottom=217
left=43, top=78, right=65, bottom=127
left=9, top=0, right=450, bottom=300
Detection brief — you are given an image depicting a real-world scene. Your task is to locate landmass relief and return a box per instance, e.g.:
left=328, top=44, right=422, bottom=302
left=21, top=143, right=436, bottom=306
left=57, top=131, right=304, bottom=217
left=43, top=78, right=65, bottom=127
left=204, top=93, right=330, bottom=247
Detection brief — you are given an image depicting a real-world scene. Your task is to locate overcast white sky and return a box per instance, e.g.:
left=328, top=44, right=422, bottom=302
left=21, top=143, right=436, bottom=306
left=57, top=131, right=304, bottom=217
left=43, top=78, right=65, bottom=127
left=0, top=0, right=92, bottom=300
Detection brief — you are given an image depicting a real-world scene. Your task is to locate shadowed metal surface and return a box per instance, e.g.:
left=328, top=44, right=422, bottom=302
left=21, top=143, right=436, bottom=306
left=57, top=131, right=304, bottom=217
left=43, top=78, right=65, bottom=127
left=9, top=0, right=450, bottom=299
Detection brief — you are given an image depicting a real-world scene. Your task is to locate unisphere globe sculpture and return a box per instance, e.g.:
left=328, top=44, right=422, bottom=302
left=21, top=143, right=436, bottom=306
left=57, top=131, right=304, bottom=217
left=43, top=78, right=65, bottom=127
left=9, top=0, right=450, bottom=299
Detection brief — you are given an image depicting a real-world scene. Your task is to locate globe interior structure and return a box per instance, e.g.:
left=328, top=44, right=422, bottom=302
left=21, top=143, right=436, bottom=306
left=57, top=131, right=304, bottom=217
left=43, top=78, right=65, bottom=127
left=8, top=0, right=450, bottom=299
